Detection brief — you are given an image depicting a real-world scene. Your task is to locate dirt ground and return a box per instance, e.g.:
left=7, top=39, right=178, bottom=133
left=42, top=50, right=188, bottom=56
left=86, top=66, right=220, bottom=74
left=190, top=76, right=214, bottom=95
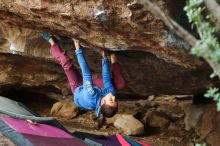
left=20, top=94, right=198, bottom=146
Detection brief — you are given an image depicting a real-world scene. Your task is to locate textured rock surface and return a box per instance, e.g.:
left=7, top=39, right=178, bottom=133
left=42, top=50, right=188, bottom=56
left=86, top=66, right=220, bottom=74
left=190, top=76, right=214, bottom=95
left=50, top=101, right=78, bottom=119
left=0, top=0, right=218, bottom=97
left=184, top=105, right=205, bottom=131
left=184, top=104, right=220, bottom=146
left=145, top=111, right=170, bottom=128
left=114, top=114, right=144, bottom=135
left=0, top=0, right=201, bottom=68
left=0, top=133, right=16, bottom=146
left=206, top=125, right=220, bottom=146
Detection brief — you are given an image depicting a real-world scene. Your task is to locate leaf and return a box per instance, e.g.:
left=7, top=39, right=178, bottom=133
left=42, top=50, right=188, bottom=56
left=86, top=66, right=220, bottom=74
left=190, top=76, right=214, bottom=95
left=210, top=73, right=216, bottom=78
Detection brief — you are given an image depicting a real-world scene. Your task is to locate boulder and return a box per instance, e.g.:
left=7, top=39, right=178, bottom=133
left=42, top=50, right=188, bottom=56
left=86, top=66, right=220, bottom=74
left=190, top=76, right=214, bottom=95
left=0, top=0, right=196, bottom=69
left=106, top=114, right=120, bottom=125
left=184, top=105, right=205, bottom=131
left=50, top=101, right=78, bottom=119
left=0, top=0, right=217, bottom=97
left=199, top=107, right=219, bottom=138
left=114, top=114, right=144, bottom=136
left=183, top=104, right=220, bottom=146
left=145, top=111, right=170, bottom=129
left=206, top=124, right=220, bottom=146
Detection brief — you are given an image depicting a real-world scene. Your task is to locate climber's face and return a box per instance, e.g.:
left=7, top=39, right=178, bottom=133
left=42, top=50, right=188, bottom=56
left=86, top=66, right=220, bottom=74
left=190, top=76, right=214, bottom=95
left=101, top=93, right=118, bottom=107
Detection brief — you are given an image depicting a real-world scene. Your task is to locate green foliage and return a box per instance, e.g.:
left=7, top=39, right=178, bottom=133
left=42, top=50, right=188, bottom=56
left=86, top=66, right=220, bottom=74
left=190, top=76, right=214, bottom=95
left=210, top=72, right=217, bottom=78
left=195, top=143, right=206, bottom=146
left=184, top=0, right=203, bottom=24
left=184, top=0, right=220, bottom=76
left=205, top=87, right=220, bottom=110
left=184, top=0, right=220, bottom=112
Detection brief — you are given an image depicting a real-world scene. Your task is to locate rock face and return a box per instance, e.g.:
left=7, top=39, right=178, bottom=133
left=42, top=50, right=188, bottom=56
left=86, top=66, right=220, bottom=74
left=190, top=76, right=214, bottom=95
left=0, top=0, right=217, bottom=97
left=184, top=105, right=205, bottom=131
left=184, top=104, right=220, bottom=146
left=0, top=0, right=201, bottom=68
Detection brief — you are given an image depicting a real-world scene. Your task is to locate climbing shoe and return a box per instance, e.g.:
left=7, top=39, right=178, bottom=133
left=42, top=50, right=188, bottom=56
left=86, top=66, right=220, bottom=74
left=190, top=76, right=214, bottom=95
left=42, top=33, right=52, bottom=41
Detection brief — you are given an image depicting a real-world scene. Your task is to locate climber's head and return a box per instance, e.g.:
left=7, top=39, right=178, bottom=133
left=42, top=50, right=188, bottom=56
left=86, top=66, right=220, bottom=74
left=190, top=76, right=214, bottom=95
left=100, top=93, right=118, bottom=118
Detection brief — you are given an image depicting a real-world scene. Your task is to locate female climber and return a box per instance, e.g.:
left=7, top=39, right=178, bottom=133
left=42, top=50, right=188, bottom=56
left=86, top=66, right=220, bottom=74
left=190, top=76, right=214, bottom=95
left=42, top=34, right=126, bottom=127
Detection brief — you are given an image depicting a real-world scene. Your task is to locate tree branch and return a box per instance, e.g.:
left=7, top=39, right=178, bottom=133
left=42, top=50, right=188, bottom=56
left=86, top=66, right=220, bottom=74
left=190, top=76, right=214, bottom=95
left=136, top=0, right=197, bottom=46
left=136, top=0, right=220, bottom=77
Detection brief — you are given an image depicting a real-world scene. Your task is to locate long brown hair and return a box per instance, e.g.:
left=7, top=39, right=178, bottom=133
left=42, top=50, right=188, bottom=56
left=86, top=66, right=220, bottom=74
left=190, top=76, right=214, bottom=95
left=97, top=114, right=106, bottom=129
left=100, top=104, right=118, bottom=118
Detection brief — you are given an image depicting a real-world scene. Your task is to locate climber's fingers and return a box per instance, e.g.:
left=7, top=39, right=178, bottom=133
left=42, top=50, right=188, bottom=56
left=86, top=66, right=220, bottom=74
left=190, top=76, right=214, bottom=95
left=73, top=39, right=80, bottom=49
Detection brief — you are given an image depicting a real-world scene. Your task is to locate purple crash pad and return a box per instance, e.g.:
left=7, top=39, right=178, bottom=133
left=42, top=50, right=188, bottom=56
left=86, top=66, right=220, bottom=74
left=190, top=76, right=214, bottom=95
left=1, top=117, right=86, bottom=146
